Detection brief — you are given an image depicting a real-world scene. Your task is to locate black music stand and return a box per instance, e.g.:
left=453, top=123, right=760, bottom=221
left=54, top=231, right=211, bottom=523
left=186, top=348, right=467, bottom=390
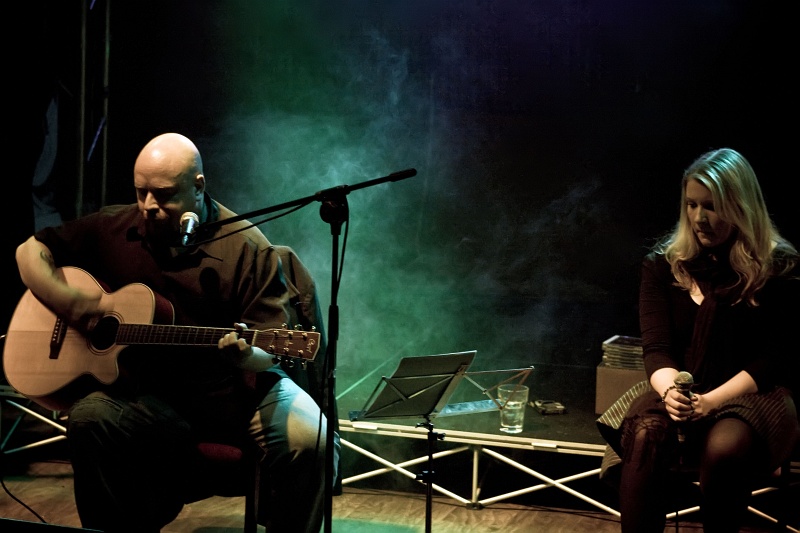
left=349, top=350, right=476, bottom=533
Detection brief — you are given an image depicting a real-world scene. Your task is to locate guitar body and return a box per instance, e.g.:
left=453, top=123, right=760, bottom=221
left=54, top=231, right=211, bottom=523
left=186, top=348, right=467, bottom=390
left=3, top=267, right=163, bottom=411
left=3, top=267, right=319, bottom=412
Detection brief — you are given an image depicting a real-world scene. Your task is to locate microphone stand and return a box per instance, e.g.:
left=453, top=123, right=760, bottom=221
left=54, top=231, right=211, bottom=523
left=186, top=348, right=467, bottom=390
left=672, top=371, right=694, bottom=532
left=193, top=168, right=417, bottom=533
left=319, top=189, right=345, bottom=533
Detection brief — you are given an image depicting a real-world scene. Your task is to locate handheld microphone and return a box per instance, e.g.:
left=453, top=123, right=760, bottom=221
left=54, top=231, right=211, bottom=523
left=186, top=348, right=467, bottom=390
left=673, top=371, right=694, bottom=443
left=674, top=371, right=694, bottom=397
left=180, top=212, right=200, bottom=246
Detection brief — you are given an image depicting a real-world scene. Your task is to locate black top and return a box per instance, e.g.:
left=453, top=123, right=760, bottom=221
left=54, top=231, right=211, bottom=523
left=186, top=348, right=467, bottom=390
left=639, top=251, right=800, bottom=397
left=597, top=249, right=800, bottom=475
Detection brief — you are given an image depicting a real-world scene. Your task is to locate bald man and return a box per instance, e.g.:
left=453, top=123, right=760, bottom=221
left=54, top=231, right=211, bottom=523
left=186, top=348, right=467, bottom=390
left=15, top=133, right=337, bottom=533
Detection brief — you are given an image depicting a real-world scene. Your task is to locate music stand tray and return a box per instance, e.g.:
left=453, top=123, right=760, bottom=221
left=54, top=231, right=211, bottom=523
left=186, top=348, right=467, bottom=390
left=349, top=350, right=476, bottom=422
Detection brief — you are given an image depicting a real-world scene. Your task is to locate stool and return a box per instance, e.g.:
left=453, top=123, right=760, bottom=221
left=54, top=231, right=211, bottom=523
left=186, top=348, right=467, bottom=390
left=184, top=441, right=265, bottom=533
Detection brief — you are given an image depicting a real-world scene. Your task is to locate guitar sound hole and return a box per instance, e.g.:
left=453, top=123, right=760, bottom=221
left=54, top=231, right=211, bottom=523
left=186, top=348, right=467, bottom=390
left=91, top=316, right=120, bottom=351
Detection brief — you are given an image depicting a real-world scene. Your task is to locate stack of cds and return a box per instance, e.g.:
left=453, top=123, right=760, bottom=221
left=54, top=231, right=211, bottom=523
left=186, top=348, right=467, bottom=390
left=601, top=335, right=644, bottom=370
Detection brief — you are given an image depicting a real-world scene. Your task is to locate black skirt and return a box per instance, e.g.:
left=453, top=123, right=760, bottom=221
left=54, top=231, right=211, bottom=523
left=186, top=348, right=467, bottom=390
left=596, top=382, right=799, bottom=480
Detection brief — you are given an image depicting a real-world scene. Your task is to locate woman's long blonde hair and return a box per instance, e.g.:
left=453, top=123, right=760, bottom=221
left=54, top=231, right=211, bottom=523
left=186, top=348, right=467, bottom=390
left=655, top=148, right=797, bottom=305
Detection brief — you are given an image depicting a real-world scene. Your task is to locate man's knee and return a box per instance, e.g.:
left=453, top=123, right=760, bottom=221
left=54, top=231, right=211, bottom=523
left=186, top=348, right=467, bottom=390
left=69, top=393, right=122, bottom=431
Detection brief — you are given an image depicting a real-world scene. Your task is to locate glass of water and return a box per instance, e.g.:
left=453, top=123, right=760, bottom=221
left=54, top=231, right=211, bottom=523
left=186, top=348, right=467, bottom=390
left=498, top=384, right=529, bottom=434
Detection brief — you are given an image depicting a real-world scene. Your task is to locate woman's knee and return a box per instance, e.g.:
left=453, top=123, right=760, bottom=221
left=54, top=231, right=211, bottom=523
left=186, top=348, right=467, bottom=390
left=624, top=414, right=669, bottom=449
left=703, top=417, right=754, bottom=466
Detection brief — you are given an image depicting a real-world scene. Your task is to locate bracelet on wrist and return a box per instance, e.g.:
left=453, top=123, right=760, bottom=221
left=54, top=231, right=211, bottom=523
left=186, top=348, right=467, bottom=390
left=661, top=385, right=677, bottom=402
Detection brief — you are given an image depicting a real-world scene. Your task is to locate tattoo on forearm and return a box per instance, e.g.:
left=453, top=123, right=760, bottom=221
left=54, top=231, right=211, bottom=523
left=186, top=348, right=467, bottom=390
left=40, top=250, right=55, bottom=268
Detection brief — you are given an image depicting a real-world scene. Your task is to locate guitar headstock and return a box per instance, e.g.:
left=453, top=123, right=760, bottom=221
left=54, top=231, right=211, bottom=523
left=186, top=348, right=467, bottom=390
left=256, top=327, right=321, bottom=365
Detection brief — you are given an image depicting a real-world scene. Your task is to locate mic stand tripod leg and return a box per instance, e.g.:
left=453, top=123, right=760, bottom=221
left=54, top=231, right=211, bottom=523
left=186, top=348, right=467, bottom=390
left=674, top=429, right=686, bottom=533
left=416, top=419, right=445, bottom=533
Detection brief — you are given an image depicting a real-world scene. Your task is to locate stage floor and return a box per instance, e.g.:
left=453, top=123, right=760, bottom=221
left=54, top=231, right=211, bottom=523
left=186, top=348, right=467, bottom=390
left=335, top=363, right=616, bottom=515
left=337, top=362, right=607, bottom=446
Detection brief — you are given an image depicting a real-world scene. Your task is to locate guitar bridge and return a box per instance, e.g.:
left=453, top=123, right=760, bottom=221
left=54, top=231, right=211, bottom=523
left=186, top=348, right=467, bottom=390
left=49, top=318, right=67, bottom=360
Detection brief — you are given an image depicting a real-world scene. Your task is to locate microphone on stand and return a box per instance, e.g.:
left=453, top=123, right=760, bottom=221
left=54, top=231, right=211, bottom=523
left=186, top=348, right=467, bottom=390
left=673, top=371, right=694, bottom=443
left=180, top=212, right=200, bottom=246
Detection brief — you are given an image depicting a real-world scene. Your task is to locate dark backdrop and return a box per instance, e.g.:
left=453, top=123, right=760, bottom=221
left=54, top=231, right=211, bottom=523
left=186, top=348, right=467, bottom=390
left=8, top=1, right=797, bottom=408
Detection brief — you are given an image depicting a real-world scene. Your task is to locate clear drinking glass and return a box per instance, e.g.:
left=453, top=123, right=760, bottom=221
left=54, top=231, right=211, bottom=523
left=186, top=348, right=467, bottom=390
left=498, top=384, right=529, bottom=434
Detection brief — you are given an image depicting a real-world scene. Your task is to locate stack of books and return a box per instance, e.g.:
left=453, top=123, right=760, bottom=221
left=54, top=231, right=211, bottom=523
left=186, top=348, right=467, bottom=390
left=601, top=335, right=644, bottom=370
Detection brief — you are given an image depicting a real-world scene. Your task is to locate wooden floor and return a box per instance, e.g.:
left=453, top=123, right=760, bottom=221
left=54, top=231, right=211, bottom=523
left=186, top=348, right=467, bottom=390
left=1, top=382, right=796, bottom=533
left=0, top=454, right=794, bottom=532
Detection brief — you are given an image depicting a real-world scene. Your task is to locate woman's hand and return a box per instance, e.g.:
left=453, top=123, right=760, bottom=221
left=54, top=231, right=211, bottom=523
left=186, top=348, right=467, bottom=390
left=663, top=387, right=696, bottom=422
left=688, top=392, right=717, bottom=419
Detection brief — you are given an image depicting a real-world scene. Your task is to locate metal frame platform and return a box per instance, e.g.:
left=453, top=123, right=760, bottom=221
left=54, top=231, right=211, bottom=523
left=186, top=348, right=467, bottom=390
left=338, top=418, right=619, bottom=516
left=339, top=417, right=798, bottom=531
left=0, top=385, right=67, bottom=455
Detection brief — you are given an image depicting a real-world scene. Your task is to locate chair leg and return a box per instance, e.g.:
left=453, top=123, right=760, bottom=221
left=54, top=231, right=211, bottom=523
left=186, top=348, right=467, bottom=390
left=745, top=458, right=799, bottom=533
left=244, top=454, right=260, bottom=533
left=776, top=458, right=799, bottom=532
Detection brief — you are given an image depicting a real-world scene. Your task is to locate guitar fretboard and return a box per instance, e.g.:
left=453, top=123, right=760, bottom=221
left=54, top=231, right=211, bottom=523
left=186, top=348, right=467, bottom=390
left=114, top=324, right=317, bottom=360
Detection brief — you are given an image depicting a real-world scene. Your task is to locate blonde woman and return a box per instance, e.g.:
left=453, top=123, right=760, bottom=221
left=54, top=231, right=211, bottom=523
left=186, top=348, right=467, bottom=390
left=597, top=148, right=800, bottom=532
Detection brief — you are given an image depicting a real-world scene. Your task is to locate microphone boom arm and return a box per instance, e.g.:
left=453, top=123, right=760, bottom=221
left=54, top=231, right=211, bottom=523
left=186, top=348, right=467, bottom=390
left=197, top=168, right=417, bottom=236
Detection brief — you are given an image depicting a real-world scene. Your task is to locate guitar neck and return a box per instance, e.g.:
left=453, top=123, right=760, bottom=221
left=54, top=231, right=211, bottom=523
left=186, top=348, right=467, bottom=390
left=115, top=324, right=315, bottom=360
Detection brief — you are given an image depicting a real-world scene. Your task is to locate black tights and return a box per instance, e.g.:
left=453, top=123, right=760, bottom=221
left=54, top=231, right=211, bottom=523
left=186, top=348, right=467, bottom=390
left=620, top=416, right=760, bottom=533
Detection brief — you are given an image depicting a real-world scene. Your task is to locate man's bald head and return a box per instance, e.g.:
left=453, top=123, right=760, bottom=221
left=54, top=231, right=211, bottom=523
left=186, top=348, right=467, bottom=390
left=135, top=133, right=204, bottom=181
left=133, top=133, right=206, bottom=246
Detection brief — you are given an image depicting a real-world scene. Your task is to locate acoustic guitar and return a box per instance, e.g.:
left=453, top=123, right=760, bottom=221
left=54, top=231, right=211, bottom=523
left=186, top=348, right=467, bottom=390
left=3, top=266, right=320, bottom=411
